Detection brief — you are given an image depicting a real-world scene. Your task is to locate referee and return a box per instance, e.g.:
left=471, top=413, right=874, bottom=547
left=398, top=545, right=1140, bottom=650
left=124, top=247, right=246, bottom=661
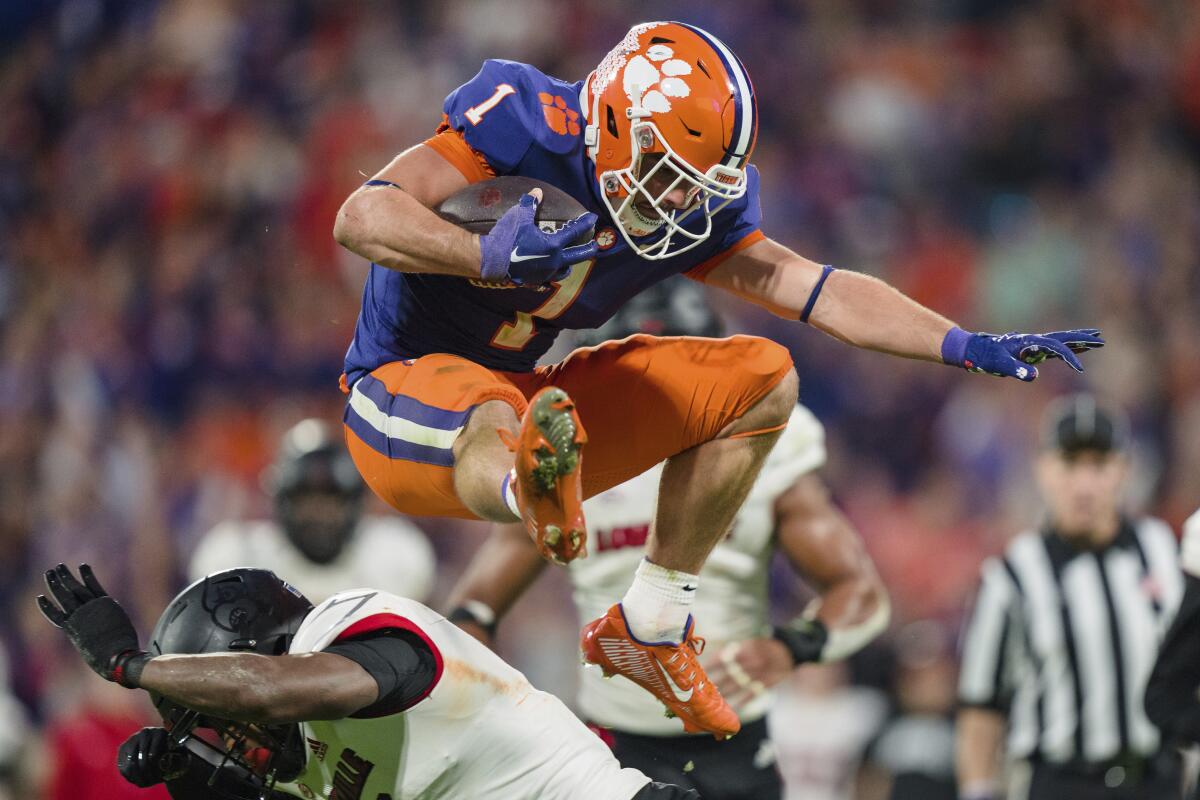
left=955, top=395, right=1184, bottom=800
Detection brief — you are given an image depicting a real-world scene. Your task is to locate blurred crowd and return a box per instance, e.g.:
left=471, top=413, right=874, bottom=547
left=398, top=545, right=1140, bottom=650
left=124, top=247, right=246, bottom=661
left=1, top=0, right=1198, bottom=797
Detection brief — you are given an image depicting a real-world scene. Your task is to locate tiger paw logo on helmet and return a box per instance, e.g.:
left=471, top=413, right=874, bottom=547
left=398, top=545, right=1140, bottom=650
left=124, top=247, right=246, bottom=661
left=621, top=44, right=695, bottom=113
left=539, top=92, right=581, bottom=136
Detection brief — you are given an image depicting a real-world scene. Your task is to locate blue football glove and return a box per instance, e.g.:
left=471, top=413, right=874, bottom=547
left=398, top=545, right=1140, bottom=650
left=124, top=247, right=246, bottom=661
left=478, top=191, right=599, bottom=285
left=941, top=327, right=1105, bottom=382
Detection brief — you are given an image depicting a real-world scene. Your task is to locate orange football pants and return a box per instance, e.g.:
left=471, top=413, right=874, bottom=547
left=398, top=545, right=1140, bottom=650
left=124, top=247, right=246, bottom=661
left=342, top=334, right=794, bottom=519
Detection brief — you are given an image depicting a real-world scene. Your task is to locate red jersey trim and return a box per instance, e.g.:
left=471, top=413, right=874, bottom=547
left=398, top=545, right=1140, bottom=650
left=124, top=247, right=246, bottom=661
left=333, top=612, right=445, bottom=714
left=683, top=229, right=765, bottom=283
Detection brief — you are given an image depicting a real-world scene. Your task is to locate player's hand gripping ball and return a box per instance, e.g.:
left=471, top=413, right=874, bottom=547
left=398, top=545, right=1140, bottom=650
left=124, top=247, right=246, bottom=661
left=479, top=190, right=598, bottom=285
left=438, top=177, right=599, bottom=286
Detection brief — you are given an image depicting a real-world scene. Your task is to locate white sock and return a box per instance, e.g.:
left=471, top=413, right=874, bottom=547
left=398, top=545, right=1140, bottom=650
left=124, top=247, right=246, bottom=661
left=620, top=558, right=699, bottom=644
left=501, top=469, right=521, bottom=519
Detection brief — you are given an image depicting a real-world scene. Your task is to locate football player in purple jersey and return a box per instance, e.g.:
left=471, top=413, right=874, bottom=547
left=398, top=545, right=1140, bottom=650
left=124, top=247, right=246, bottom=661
left=332, top=21, right=1103, bottom=738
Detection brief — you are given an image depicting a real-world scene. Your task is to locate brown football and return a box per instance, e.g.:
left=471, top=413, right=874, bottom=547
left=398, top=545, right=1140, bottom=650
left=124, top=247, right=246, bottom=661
left=435, top=176, right=592, bottom=242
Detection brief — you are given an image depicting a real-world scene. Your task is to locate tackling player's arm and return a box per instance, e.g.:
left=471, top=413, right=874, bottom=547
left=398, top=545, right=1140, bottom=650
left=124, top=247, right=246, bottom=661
left=709, top=472, right=889, bottom=705
left=137, top=651, right=379, bottom=724
left=34, top=564, right=419, bottom=725
left=445, top=521, right=548, bottom=644
left=702, top=237, right=1103, bottom=380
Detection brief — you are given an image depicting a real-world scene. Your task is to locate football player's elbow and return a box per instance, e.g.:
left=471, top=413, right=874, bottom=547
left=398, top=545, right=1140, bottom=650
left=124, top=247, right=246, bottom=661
left=333, top=195, right=370, bottom=253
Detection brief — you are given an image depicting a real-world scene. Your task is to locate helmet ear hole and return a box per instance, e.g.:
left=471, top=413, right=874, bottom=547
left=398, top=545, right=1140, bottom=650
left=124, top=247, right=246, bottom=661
left=606, top=105, right=619, bottom=137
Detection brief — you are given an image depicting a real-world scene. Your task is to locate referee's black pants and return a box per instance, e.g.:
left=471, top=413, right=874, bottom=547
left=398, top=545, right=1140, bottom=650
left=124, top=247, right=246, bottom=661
left=1027, top=753, right=1181, bottom=800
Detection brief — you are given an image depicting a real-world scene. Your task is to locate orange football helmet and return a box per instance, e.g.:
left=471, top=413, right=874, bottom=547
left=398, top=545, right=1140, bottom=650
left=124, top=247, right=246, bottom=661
left=581, top=22, right=758, bottom=259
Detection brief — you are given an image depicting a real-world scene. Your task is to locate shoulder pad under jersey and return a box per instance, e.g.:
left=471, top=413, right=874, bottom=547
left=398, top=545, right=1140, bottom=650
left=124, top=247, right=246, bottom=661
left=442, top=59, right=582, bottom=172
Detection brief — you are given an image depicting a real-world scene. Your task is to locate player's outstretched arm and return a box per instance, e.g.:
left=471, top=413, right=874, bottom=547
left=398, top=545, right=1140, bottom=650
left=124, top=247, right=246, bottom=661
left=709, top=473, right=889, bottom=705
left=444, top=522, right=548, bottom=645
left=137, top=651, right=379, bottom=724
left=702, top=237, right=1103, bottom=380
left=36, top=563, right=378, bottom=724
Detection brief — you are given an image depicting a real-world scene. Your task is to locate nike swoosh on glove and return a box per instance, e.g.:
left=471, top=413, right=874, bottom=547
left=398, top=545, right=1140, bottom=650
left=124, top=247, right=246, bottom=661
left=478, top=191, right=599, bottom=285
left=941, top=327, right=1105, bottom=382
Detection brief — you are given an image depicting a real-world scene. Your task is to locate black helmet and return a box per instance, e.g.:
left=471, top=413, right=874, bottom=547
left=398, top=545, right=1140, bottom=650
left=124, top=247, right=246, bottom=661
left=264, top=419, right=365, bottom=565
left=576, top=275, right=724, bottom=346
left=149, top=569, right=314, bottom=796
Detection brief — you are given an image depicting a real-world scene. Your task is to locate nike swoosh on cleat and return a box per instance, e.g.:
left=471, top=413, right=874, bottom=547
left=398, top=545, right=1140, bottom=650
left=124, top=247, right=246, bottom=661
left=682, top=585, right=697, bottom=592
left=661, top=665, right=693, bottom=703
left=509, top=247, right=545, bottom=263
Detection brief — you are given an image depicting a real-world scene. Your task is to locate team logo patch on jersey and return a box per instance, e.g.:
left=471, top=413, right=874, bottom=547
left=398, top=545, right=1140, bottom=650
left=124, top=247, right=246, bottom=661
left=595, top=227, right=617, bottom=250
left=539, top=92, right=581, bottom=136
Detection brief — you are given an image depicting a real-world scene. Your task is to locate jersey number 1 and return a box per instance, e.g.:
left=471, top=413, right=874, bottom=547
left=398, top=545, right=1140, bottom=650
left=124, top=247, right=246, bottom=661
left=491, top=260, right=595, bottom=351
left=465, top=84, right=516, bottom=125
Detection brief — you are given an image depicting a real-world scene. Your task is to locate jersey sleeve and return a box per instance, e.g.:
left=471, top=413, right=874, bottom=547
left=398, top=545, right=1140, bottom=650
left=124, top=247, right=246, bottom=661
left=438, top=59, right=543, bottom=174
left=681, top=164, right=765, bottom=282
left=958, top=558, right=1018, bottom=712
left=323, top=630, right=438, bottom=718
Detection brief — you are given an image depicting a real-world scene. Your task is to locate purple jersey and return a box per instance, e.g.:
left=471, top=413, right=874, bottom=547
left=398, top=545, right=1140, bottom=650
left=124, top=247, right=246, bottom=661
left=343, top=59, right=762, bottom=381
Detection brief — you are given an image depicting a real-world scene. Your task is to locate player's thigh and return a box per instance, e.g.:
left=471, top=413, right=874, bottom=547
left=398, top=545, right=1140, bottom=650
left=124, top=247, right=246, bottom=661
left=547, top=334, right=794, bottom=497
left=343, top=355, right=526, bottom=518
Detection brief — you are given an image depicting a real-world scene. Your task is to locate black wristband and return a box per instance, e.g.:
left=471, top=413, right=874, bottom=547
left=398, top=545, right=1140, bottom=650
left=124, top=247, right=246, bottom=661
left=772, top=618, right=829, bottom=666
left=447, top=602, right=498, bottom=638
left=110, top=650, right=152, bottom=688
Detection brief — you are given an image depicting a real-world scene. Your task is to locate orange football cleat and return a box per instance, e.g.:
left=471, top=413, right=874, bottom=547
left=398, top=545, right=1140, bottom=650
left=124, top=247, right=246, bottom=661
left=501, top=386, right=588, bottom=564
left=580, top=604, right=741, bottom=740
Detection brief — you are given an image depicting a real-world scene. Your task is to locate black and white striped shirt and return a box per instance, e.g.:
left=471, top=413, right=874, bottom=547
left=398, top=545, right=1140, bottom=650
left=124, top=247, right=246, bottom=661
left=958, top=518, right=1182, bottom=764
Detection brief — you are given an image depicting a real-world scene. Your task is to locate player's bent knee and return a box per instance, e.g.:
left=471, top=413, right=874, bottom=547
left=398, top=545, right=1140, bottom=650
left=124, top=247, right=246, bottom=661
left=453, top=399, right=520, bottom=461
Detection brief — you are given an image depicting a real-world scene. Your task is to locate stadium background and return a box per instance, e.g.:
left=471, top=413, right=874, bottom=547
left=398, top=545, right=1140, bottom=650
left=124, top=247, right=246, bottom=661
left=1, top=0, right=1198, bottom=796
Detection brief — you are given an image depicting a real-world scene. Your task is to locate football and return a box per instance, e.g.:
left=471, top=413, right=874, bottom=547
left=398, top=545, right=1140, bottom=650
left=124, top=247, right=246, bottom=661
left=435, top=176, right=592, bottom=240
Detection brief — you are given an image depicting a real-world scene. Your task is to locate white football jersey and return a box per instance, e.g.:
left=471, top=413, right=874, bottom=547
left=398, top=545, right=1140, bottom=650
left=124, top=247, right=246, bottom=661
left=189, top=516, right=435, bottom=604
left=277, top=590, right=651, bottom=800
left=570, top=405, right=827, bottom=734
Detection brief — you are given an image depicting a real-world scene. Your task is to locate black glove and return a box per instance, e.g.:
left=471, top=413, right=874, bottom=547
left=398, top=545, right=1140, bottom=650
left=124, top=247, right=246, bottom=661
left=772, top=617, right=829, bottom=666
left=117, top=727, right=190, bottom=787
left=36, top=563, right=150, bottom=687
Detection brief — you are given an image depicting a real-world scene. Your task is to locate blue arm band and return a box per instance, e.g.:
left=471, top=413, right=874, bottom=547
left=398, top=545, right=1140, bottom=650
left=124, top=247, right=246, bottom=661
left=799, top=264, right=836, bottom=323
left=363, top=179, right=402, bottom=189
